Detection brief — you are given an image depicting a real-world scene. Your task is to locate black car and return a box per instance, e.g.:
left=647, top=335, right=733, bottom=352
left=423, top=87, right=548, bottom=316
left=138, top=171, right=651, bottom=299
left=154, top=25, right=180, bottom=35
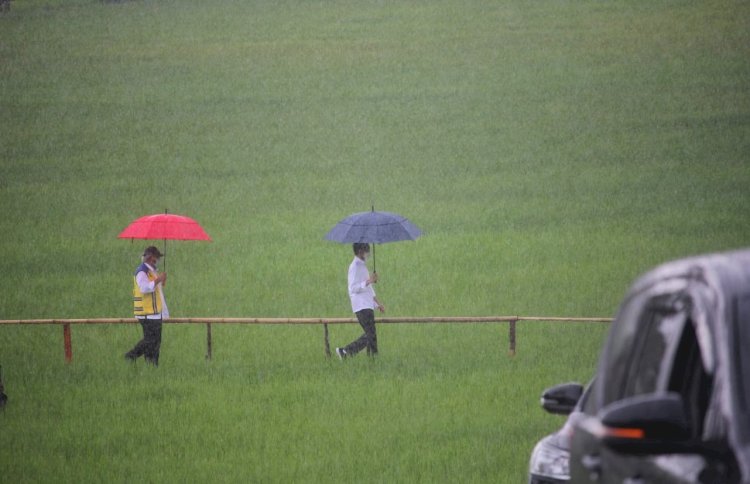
left=529, top=380, right=594, bottom=483
left=567, top=249, right=750, bottom=483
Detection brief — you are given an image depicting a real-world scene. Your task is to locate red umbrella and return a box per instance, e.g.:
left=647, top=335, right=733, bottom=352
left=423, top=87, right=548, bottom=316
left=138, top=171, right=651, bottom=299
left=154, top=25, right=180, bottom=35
left=118, top=211, right=211, bottom=270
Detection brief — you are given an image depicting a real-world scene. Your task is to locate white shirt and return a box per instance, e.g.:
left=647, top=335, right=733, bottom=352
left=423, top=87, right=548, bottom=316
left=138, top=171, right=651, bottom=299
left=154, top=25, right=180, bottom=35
left=136, top=262, right=169, bottom=320
left=348, top=256, right=376, bottom=313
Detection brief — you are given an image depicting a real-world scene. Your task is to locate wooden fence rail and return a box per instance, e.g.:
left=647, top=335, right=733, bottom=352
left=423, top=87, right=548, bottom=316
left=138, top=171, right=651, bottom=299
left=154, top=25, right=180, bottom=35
left=0, top=316, right=612, bottom=362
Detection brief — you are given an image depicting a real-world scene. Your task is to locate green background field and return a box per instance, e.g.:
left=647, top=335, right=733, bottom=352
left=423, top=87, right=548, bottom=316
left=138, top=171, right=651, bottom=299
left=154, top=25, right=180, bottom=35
left=1, top=0, right=748, bottom=482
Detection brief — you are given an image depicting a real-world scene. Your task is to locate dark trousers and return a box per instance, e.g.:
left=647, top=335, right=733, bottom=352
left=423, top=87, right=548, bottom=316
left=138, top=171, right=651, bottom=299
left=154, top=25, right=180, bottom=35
left=126, top=317, right=162, bottom=365
left=344, top=309, right=378, bottom=356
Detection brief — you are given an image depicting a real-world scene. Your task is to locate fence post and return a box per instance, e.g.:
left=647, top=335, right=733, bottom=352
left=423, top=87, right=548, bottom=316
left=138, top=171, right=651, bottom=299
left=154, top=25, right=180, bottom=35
left=205, top=323, right=212, bottom=360
left=508, top=319, right=517, bottom=357
left=63, top=323, right=72, bottom=363
left=323, top=323, right=331, bottom=358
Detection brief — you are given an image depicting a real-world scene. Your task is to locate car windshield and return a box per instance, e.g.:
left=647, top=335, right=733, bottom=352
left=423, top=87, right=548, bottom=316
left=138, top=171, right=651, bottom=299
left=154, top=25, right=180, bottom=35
left=577, top=379, right=595, bottom=412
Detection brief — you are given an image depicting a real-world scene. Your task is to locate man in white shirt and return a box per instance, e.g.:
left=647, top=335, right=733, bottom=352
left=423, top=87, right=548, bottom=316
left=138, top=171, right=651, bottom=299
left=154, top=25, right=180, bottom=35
left=336, top=243, right=385, bottom=359
left=125, top=246, right=169, bottom=365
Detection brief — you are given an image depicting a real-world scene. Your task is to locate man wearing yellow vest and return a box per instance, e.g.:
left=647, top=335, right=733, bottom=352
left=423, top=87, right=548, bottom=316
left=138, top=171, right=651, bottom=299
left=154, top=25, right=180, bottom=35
left=125, top=246, right=169, bottom=365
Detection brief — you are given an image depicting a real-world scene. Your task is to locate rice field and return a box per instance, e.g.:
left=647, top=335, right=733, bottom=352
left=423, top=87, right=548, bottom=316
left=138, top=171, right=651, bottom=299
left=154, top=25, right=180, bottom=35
left=0, top=0, right=748, bottom=482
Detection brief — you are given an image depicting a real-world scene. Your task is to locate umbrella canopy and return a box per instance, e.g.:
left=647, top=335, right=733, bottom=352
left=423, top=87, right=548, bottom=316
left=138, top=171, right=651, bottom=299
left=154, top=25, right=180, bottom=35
left=118, top=213, right=212, bottom=241
left=118, top=212, right=211, bottom=272
left=324, top=210, right=422, bottom=244
left=325, top=209, right=422, bottom=272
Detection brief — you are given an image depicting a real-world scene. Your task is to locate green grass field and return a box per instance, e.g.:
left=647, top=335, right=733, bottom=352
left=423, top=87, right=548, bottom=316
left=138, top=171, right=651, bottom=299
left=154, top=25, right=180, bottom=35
left=1, top=0, right=748, bottom=482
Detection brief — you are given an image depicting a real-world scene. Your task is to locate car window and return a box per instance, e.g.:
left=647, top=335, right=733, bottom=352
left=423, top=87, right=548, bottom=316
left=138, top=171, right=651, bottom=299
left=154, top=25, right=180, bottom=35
left=668, top=317, right=712, bottom=439
left=601, top=292, right=688, bottom=406
left=731, top=294, right=750, bottom=443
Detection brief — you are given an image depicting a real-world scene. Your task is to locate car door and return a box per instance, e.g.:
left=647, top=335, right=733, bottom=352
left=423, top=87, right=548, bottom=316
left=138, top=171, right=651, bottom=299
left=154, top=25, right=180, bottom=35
left=605, top=298, right=720, bottom=483
left=571, top=283, right=714, bottom=483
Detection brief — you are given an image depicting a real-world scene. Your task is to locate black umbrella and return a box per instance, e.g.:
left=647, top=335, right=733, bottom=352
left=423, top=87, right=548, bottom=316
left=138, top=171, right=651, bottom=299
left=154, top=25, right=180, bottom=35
left=325, top=207, right=422, bottom=271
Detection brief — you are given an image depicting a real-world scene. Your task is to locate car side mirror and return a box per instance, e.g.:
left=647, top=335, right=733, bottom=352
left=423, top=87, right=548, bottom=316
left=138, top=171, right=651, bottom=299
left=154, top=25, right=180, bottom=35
left=599, top=392, right=693, bottom=455
left=541, top=382, right=584, bottom=415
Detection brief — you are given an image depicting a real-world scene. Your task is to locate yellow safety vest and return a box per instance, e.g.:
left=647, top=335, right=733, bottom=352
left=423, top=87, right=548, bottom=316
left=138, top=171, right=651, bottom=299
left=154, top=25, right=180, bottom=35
left=132, top=263, right=163, bottom=317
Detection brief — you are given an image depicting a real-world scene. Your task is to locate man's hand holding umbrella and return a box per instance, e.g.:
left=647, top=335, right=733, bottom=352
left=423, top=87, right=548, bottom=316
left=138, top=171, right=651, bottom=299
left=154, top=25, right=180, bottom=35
left=366, top=272, right=385, bottom=313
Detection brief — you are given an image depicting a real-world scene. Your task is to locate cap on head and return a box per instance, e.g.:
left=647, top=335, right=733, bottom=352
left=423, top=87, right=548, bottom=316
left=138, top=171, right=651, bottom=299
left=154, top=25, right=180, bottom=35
left=352, top=242, right=370, bottom=254
left=143, top=246, right=164, bottom=259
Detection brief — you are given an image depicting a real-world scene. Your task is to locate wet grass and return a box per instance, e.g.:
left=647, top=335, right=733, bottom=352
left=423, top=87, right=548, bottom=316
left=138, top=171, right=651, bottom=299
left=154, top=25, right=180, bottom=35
left=1, top=322, right=606, bottom=482
left=1, top=0, right=749, bottom=482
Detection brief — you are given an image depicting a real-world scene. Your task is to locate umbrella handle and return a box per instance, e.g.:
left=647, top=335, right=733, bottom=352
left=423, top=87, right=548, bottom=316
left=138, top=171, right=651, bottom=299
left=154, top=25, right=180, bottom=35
left=163, top=209, right=168, bottom=273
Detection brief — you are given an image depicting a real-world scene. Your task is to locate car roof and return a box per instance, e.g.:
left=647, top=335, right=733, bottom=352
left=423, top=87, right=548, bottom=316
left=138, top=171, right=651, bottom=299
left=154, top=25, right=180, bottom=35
left=625, top=249, right=750, bottom=305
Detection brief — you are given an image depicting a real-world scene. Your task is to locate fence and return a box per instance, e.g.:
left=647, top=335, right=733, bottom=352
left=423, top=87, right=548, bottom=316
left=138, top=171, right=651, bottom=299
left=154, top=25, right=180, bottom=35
left=0, top=316, right=612, bottom=362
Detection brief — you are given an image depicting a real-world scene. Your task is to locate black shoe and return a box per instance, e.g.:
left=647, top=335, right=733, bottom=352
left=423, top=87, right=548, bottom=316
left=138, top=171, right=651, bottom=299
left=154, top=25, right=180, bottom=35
left=335, top=347, right=347, bottom=360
